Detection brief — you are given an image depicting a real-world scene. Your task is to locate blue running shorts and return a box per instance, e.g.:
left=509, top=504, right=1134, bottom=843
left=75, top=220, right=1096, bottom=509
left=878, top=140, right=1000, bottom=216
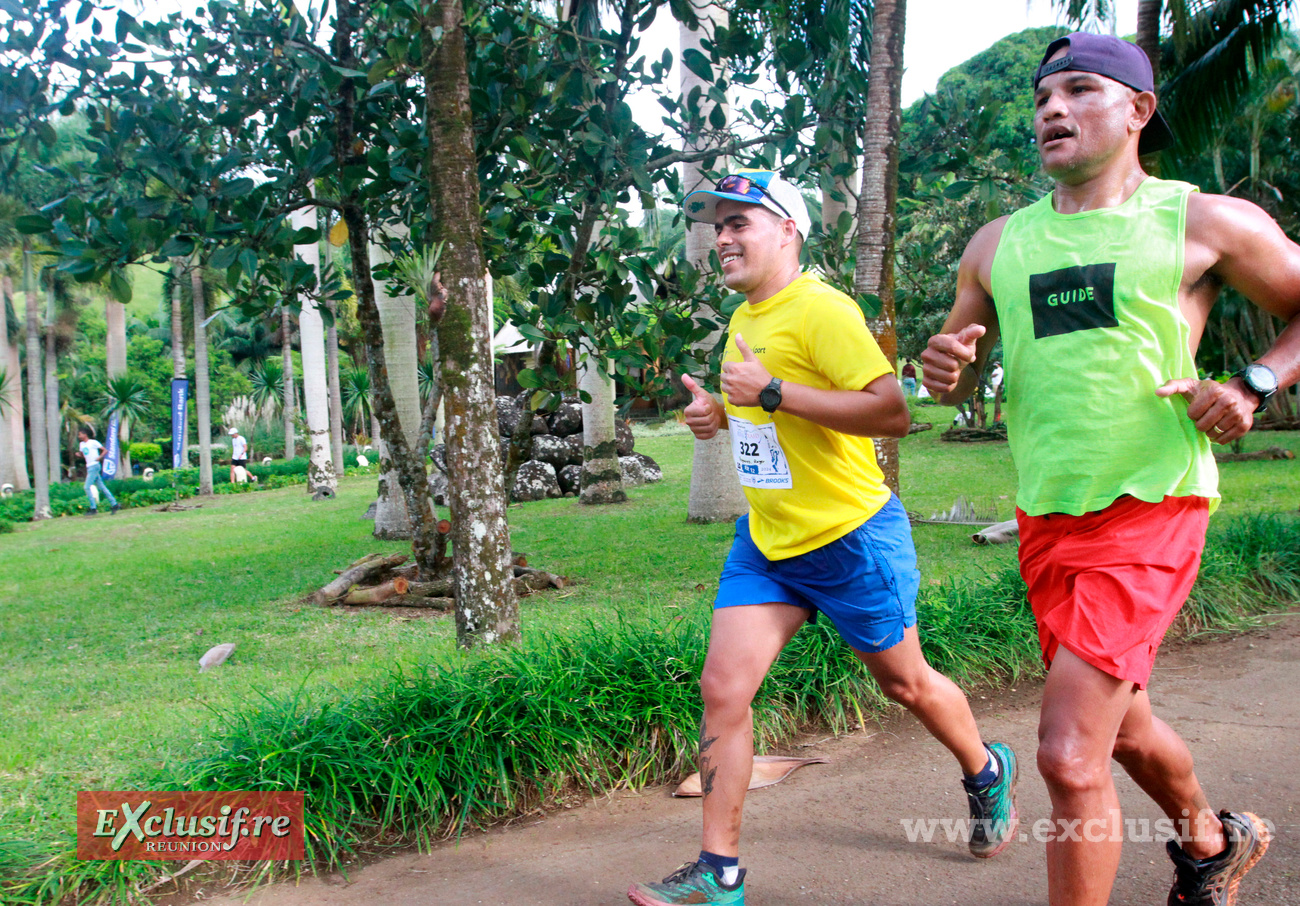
left=716, top=495, right=920, bottom=653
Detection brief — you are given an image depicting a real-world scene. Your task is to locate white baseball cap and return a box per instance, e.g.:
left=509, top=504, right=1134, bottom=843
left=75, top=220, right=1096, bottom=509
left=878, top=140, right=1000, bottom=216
left=683, top=169, right=812, bottom=241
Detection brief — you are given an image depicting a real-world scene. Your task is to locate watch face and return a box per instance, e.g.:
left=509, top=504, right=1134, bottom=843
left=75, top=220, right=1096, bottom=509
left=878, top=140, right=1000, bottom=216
left=1244, top=364, right=1278, bottom=394
left=759, top=388, right=780, bottom=410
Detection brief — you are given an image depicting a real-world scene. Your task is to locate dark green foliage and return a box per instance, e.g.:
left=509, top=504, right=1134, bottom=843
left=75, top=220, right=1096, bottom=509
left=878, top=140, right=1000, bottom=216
left=0, top=519, right=14, bottom=534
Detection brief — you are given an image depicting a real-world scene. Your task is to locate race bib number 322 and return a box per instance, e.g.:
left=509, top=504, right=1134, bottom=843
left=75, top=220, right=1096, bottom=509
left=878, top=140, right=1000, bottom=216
left=729, top=415, right=793, bottom=489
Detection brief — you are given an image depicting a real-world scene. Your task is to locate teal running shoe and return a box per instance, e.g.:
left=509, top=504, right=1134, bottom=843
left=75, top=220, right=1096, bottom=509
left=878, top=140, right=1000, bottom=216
left=963, top=741, right=1019, bottom=858
left=628, top=860, right=746, bottom=906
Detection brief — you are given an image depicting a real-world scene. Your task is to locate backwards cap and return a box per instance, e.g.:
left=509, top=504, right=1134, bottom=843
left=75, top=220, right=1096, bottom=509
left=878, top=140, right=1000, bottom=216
left=1033, top=32, right=1175, bottom=154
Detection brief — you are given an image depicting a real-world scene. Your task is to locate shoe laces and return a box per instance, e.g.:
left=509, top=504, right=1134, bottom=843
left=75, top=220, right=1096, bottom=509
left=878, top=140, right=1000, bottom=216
left=1167, top=841, right=1227, bottom=904
left=662, top=861, right=706, bottom=885
left=963, top=776, right=996, bottom=820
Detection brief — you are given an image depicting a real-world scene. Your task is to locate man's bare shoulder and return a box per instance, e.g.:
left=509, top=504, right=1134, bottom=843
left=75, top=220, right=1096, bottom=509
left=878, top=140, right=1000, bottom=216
left=962, top=215, right=1012, bottom=267
left=1186, top=191, right=1281, bottom=251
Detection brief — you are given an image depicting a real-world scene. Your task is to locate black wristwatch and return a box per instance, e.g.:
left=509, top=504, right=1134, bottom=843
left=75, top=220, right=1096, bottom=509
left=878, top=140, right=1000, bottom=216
left=1234, top=363, right=1278, bottom=413
left=758, top=377, right=784, bottom=413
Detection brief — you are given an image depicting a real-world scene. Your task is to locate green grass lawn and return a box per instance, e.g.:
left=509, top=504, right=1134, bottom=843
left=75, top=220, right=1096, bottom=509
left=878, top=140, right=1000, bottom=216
left=2, top=411, right=1297, bottom=852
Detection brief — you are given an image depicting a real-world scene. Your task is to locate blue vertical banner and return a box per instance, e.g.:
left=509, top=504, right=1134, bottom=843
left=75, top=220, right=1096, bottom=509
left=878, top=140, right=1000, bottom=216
left=102, top=414, right=121, bottom=479
left=171, top=378, right=189, bottom=469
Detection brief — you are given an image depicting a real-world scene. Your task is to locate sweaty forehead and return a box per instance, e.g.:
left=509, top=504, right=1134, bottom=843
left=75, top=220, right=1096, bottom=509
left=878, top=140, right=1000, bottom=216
left=1034, top=67, right=1130, bottom=99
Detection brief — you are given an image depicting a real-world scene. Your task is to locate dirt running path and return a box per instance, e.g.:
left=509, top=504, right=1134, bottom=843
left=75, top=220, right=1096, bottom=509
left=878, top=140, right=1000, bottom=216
left=195, top=614, right=1299, bottom=906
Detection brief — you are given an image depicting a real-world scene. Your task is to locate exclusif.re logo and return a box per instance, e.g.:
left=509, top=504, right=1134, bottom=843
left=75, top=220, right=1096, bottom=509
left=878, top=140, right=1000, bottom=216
left=76, top=791, right=305, bottom=861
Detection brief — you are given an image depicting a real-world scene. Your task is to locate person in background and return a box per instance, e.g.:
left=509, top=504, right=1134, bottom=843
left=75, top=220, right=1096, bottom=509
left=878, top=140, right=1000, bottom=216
left=229, top=427, right=249, bottom=483
left=77, top=427, right=119, bottom=516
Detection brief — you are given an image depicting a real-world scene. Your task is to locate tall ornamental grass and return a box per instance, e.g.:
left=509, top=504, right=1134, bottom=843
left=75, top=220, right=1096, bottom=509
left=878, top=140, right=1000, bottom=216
left=3, top=514, right=1296, bottom=905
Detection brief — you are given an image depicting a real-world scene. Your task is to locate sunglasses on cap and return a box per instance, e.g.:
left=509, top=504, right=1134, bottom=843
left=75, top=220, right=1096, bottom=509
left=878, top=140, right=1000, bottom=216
left=716, top=173, right=793, bottom=220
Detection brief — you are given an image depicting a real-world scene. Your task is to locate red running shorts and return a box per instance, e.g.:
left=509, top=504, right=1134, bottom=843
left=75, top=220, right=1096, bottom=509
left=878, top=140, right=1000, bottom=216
left=1016, top=495, right=1210, bottom=689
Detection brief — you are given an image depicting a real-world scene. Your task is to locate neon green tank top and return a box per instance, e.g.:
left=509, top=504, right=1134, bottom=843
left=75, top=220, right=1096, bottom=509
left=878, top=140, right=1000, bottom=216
left=990, top=177, right=1218, bottom=517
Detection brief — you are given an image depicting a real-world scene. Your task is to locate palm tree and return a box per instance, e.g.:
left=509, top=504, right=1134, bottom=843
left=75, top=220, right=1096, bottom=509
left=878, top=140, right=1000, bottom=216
left=325, top=297, right=346, bottom=472
left=99, top=375, right=151, bottom=477
left=340, top=366, right=374, bottom=438
left=1, top=277, right=27, bottom=490
left=369, top=228, right=422, bottom=539
left=680, top=2, right=749, bottom=524
left=854, top=0, right=907, bottom=497
left=280, top=306, right=297, bottom=459
left=42, top=265, right=79, bottom=484
left=22, top=243, right=50, bottom=518
left=189, top=257, right=214, bottom=494
left=105, top=298, right=127, bottom=380
left=219, top=316, right=277, bottom=370
left=0, top=361, right=14, bottom=487
left=292, top=205, right=337, bottom=493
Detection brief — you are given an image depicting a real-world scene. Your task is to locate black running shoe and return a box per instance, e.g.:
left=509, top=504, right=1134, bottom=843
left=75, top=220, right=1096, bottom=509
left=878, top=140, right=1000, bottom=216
left=1167, top=810, right=1270, bottom=905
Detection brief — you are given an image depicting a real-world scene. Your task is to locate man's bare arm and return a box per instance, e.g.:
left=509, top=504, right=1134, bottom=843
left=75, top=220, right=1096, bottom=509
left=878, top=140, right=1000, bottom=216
left=921, top=217, right=1006, bottom=404
left=1159, top=194, right=1300, bottom=443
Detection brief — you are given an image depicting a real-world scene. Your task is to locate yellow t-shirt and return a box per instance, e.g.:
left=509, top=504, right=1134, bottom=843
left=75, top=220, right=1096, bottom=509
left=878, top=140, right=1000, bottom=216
left=722, top=272, right=894, bottom=560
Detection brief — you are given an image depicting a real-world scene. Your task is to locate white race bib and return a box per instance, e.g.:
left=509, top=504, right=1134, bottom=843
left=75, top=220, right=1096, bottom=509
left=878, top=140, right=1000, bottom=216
left=729, top=415, right=792, bottom=489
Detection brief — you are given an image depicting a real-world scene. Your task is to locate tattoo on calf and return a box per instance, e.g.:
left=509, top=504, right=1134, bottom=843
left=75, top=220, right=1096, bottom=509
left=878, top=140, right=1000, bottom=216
left=701, top=759, right=719, bottom=797
left=698, top=718, right=720, bottom=797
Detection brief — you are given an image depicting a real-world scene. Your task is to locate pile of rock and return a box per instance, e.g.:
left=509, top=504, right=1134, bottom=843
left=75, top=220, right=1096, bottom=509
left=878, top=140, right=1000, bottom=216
left=494, top=393, right=663, bottom=502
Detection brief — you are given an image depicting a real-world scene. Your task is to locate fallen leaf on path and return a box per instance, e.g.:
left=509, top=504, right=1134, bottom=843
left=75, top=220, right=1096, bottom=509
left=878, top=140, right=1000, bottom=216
left=673, top=755, right=830, bottom=797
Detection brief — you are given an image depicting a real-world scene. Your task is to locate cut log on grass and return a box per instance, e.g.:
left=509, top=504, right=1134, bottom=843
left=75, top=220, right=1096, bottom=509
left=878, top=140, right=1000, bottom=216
left=405, top=579, right=455, bottom=598
left=972, top=519, right=1020, bottom=545
left=512, top=565, right=567, bottom=593
left=907, top=422, right=932, bottom=434
left=379, top=595, right=456, bottom=611
left=311, top=552, right=409, bottom=605
left=342, top=576, right=410, bottom=605
left=1215, top=445, right=1295, bottom=463
left=433, top=519, right=452, bottom=571
left=940, top=424, right=1008, bottom=443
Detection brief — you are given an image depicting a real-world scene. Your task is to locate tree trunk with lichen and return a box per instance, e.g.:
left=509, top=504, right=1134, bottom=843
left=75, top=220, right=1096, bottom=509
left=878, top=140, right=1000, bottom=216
left=854, top=0, right=906, bottom=499
left=334, top=0, right=439, bottom=576
left=421, top=0, right=519, bottom=648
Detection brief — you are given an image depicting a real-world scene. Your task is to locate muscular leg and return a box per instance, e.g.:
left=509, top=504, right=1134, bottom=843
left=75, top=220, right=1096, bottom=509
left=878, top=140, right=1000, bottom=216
left=1037, top=647, right=1137, bottom=906
left=1112, top=689, right=1224, bottom=858
left=854, top=625, right=987, bottom=774
left=699, top=603, right=809, bottom=857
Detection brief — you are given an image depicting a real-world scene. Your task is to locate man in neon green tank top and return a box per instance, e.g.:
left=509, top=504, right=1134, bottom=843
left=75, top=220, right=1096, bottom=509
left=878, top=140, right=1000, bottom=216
left=923, top=32, right=1300, bottom=906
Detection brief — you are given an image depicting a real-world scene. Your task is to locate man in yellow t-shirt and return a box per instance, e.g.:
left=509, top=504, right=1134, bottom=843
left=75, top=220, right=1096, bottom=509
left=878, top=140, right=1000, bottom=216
left=628, top=171, right=1018, bottom=906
